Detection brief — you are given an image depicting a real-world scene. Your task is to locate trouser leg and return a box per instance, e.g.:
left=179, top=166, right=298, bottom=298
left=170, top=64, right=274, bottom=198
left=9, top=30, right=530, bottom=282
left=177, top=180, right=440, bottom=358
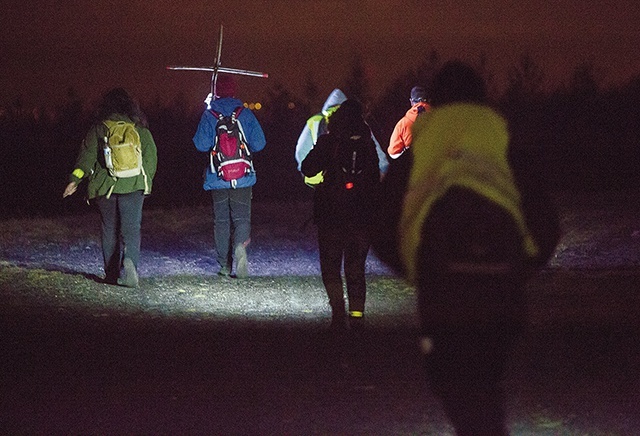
left=117, top=191, right=144, bottom=268
left=317, top=226, right=345, bottom=314
left=343, top=228, right=370, bottom=314
left=96, top=194, right=120, bottom=281
left=418, top=272, right=524, bottom=436
left=228, top=187, right=252, bottom=247
left=423, top=327, right=512, bottom=436
left=211, top=189, right=232, bottom=269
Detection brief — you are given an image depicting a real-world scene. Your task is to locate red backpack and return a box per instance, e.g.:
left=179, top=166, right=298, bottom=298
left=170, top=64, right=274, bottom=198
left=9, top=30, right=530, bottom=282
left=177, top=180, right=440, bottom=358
left=209, top=106, right=253, bottom=185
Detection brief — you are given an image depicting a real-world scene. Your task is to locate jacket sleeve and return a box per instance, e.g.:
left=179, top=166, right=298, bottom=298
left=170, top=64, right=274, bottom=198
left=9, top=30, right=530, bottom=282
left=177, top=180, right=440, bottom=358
left=388, top=118, right=409, bottom=159
left=192, top=111, right=215, bottom=152
left=295, top=125, right=314, bottom=172
left=139, top=127, right=158, bottom=181
left=69, top=126, right=100, bottom=184
left=371, top=132, right=389, bottom=175
left=239, top=109, right=266, bottom=153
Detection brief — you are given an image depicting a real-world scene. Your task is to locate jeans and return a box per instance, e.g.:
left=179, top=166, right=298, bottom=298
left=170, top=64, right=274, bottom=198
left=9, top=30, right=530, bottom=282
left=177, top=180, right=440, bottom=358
left=95, top=191, right=144, bottom=281
left=211, top=187, right=252, bottom=269
left=317, top=225, right=370, bottom=314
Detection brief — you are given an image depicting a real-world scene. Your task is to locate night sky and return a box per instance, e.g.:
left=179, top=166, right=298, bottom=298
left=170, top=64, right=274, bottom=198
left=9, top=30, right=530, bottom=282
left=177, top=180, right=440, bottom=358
left=2, top=0, right=639, bottom=108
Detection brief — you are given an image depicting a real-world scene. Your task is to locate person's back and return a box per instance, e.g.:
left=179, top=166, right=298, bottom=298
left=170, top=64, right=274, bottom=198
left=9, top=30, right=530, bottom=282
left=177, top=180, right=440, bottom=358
left=301, top=99, right=381, bottom=330
left=192, top=75, right=266, bottom=278
left=373, top=61, right=560, bottom=435
left=296, top=89, right=388, bottom=188
left=302, top=100, right=380, bottom=228
left=63, top=87, right=158, bottom=288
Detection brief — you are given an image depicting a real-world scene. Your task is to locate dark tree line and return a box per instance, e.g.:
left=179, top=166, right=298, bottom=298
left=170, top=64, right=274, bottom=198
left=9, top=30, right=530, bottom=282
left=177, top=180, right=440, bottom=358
left=1, top=55, right=639, bottom=219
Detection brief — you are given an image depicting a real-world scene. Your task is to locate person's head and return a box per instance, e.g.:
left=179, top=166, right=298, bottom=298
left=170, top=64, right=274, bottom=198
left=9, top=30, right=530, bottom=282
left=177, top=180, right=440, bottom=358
left=410, top=86, right=427, bottom=104
left=429, top=61, right=487, bottom=107
left=328, top=98, right=365, bottom=134
left=97, top=87, right=146, bottom=126
left=215, top=75, right=237, bottom=99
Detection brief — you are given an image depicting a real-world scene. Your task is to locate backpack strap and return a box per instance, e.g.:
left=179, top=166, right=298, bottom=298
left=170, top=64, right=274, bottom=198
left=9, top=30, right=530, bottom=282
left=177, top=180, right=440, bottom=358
left=231, top=106, right=250, bottom=155
left=209, top=107, right=243, bottom=119
left=209, top=109, right=224, bottom=120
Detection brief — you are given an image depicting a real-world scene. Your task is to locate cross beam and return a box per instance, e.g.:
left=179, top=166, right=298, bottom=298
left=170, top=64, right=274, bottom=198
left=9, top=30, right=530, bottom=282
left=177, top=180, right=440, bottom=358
left=167, top=65, right=268, bottom=78
left=166, top=25, right=268, bottom=97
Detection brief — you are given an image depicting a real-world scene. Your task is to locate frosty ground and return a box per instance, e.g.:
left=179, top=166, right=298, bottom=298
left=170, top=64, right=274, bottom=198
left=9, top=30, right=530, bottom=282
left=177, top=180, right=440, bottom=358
left=1, top=191, right=639, bottom=434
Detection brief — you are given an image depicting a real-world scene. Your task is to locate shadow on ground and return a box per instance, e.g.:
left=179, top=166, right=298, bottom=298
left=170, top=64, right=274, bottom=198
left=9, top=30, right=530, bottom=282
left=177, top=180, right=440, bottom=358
left=2, top=311, right=442, bottom=435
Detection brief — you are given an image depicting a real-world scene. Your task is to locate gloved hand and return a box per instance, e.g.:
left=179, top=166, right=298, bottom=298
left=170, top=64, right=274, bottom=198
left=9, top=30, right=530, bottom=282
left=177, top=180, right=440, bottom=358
left=204, top=92, right=213, bottom=109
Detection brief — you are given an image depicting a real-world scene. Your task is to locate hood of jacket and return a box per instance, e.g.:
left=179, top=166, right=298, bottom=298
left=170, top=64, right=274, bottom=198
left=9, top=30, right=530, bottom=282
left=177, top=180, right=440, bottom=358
left=210, top=97, right=245, bottom=115
left=322, top=89, right=347, bottom=114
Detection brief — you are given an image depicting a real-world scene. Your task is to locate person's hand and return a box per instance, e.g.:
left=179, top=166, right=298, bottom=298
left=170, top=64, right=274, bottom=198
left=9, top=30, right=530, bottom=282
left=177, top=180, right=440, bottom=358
left=63, top=182, right=77, bottom=198
left=204, top=92, right=213, bottom=109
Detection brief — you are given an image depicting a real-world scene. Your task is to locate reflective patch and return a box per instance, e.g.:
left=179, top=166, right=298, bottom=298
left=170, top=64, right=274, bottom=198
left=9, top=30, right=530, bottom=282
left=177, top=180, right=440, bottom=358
left=72, top=168, right=85, bottom=179
left=304, top=171, right=324, bottom=187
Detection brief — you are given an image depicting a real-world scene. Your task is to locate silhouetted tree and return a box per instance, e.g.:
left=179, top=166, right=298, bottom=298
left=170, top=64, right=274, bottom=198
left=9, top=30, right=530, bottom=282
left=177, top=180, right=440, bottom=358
left=342, top=55, right=372, bottom=107
left=568, top=62, right=600, bottom=99
left=254, top=82, right=310, bottom=201
left=502, top=53, right=546, bottom=108
left=302, top=73, right=321, bottom=114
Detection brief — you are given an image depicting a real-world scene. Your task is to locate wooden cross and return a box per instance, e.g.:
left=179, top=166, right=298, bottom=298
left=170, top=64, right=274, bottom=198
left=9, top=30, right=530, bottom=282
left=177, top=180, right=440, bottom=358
left=167, top=25, right=268, bottom=98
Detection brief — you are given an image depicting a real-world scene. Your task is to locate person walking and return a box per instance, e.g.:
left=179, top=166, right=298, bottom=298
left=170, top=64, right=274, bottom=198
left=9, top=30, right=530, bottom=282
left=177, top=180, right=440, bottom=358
left=387, top=85, right=430, bottom=160
left=301, top=99, right=383, bottom=330
left=374, top=61, right=560, bottom=435
left=63, top=87, right=158, bottom=288
left=193, top=75, right=266, bottom=278
left=295, top=88, right=389, bottom=188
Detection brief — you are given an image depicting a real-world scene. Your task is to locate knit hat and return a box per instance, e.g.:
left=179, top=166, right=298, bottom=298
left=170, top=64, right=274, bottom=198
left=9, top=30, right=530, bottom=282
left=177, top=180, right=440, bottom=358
left=410, top=86, right=427, bottom=102
left=215, top=75, right=237, bottom=98
left=430, top=61, right=487, bottom=106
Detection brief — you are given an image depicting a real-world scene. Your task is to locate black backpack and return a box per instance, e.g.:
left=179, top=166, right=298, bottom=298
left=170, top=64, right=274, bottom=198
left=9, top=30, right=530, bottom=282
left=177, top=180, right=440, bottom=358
left=325, top=132, right=380, bottom=199
left=209, top=106, right=253, bottom=184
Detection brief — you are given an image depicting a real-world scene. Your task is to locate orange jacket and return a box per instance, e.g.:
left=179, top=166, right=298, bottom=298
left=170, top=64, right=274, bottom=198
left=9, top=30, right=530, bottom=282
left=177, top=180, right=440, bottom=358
left=388, top=102, right=430, bottom=159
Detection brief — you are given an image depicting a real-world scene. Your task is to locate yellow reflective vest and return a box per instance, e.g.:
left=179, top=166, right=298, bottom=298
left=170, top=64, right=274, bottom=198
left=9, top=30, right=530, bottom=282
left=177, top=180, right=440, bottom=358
left=399, top=103, right=539, bottom=284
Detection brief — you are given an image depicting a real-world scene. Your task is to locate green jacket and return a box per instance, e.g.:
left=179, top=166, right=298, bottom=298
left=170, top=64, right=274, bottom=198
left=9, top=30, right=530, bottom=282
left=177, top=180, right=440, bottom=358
left=69, top=114, right=158, bottom=199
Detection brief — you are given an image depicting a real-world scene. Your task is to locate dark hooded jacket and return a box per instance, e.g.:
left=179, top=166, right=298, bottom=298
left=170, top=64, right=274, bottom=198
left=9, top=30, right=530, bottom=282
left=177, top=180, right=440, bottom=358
left=301, top=100, right=381, bottom=229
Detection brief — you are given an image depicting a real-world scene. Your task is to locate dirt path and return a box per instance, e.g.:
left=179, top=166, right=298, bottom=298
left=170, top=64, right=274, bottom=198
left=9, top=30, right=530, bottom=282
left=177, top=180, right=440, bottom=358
left=1, top=193, right=639, bottom=434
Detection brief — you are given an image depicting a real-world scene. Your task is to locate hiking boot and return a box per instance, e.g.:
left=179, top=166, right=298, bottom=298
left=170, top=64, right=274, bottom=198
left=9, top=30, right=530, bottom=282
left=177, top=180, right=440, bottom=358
left=330, top=305, right=348, bottom=331
left=102, top=273, right=118, bottom=286
left=217, top=265, right=231, bottom=277
left=330, top=312, right=348, bottom=331
left=117, top=258, right=139, bottom=288
left=234, top=244, right=248, bottom=278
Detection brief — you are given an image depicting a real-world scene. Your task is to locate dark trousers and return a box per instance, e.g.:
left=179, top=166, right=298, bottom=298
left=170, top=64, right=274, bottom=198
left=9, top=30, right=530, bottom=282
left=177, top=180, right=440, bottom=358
left=211, top=187, right=252, bottom=269
left=416, top=187, right=529, bottom=436
left=317, top=225, right=370, bottom=314
left=418, top=272, right=525, bottom=436
left=95, top=191, right=144, bottom=281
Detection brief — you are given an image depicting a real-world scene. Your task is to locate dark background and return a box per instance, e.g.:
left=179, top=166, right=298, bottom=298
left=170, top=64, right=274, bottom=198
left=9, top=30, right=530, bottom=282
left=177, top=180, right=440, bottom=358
left=1, top=53, right=639, bottom=219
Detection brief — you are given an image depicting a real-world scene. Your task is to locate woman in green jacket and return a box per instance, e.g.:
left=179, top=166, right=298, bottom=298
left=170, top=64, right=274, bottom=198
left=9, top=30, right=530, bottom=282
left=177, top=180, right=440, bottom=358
left=63, top=88, right=158, bottom=287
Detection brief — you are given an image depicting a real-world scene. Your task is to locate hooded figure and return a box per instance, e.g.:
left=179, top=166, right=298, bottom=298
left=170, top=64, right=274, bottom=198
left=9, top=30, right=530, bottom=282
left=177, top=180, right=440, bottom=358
left=301, top=99, right=383, bottom=330
left=295, top=89, right=388, bottom=187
